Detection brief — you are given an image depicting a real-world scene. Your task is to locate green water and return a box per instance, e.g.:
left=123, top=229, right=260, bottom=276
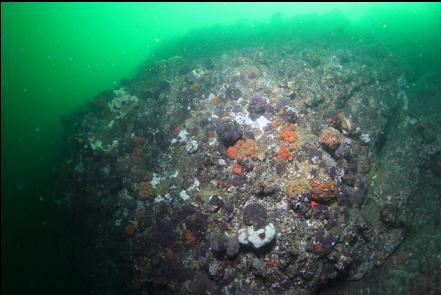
left=1, top=2, right=440, bottom=294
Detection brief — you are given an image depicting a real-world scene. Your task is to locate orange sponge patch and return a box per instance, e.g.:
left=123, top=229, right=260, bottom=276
left=280, top=124, right=298, bottom=143
left=277, top=145, right=293, bottom=161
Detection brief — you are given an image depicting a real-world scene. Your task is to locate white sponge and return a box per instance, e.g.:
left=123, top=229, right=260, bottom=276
left=238, top=223, right=276, bottom=249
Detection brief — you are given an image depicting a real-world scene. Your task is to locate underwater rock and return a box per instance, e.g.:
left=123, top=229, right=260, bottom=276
left=208, top=260, right=224, bottom=281
left=251, top=258, right=268, bottom=277
left=226, top=237, right=240, bottom=257
left=430, top=152, right=441, bottom=179
left=418, top=122, right=437, bottom=144
left=224, top=85, right=242, bottom=100
left=380, top=203, right=405, bottom=227
left=189, top=272, right=214, bottom=295
left=222, top=202, right=235, bottom=222
left=312, top=229, right=337, bottom=256
left=185, top=139, right=198, bottom=153
left=209, top=234, right=227, bottom=252
left=352, top=181, right=366, bottom=207
left=55, top=25, right=426, bottom=294
left=254, top=181, right=278, bottom=197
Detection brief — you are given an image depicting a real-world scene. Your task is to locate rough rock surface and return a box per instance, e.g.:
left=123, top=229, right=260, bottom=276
left=57, top=32, right=441, bottom=295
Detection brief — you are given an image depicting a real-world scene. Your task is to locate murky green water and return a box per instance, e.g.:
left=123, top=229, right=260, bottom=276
left=2, top=3, right=440, bottom=294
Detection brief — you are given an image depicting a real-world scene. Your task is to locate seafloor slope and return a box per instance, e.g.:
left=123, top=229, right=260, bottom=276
left=57, top=38, right=441, bottom=294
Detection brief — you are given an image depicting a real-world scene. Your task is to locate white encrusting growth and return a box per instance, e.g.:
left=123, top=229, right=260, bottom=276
left=232, top=109, right=271, bottom=139
left=238, top=223, right=276, bottom=249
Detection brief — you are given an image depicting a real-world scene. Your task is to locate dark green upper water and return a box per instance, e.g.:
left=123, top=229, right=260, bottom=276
left=1, top=3, right=440, bottom=294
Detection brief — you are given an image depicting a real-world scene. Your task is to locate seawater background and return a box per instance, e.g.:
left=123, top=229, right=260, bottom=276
left=1, top=3, right=440, bottom=294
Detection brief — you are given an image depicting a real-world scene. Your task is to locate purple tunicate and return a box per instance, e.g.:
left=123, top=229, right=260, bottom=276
left=247, top=95, right=268, bottom=114
left=231, top=175, right=246, bottom=187
left=216, top=122, right=243, bottom=145
left=276, top=162, right=287, bottom=176
left=342, top=137, right=352, bottom=145
left=243, top=203, right=267, bottom=229
left=281, top=109, right=297, bottom=123
left=335, top=142, right=350, bottom=159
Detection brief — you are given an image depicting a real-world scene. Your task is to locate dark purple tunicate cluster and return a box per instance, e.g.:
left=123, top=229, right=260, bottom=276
left=243, top=203, right=267, bottom=229
left=309, top=168, right=319, bottom=177
left=335, top=142, right=351, bottom=159
left=222, top=202, right=235, bottom=222
left=336, top=159, right=357, bottom=173
left=276, top=162, right=287, bottom=176
left=216, top=122, right=243, bottom=145
left=263, top=123, right=273, bottom=132
left=231, top=175, right=246, bottom=187
left=247, top=95, right=268, bottom=114
left=209, top=195, right=224, bottom=212
left=281, top=109, right=297, bottom=123
left=173, top=204, right=197, bottom=223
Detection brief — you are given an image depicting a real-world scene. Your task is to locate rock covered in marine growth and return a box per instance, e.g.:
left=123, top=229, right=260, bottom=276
left=209, top=233, right=240, bottom=257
